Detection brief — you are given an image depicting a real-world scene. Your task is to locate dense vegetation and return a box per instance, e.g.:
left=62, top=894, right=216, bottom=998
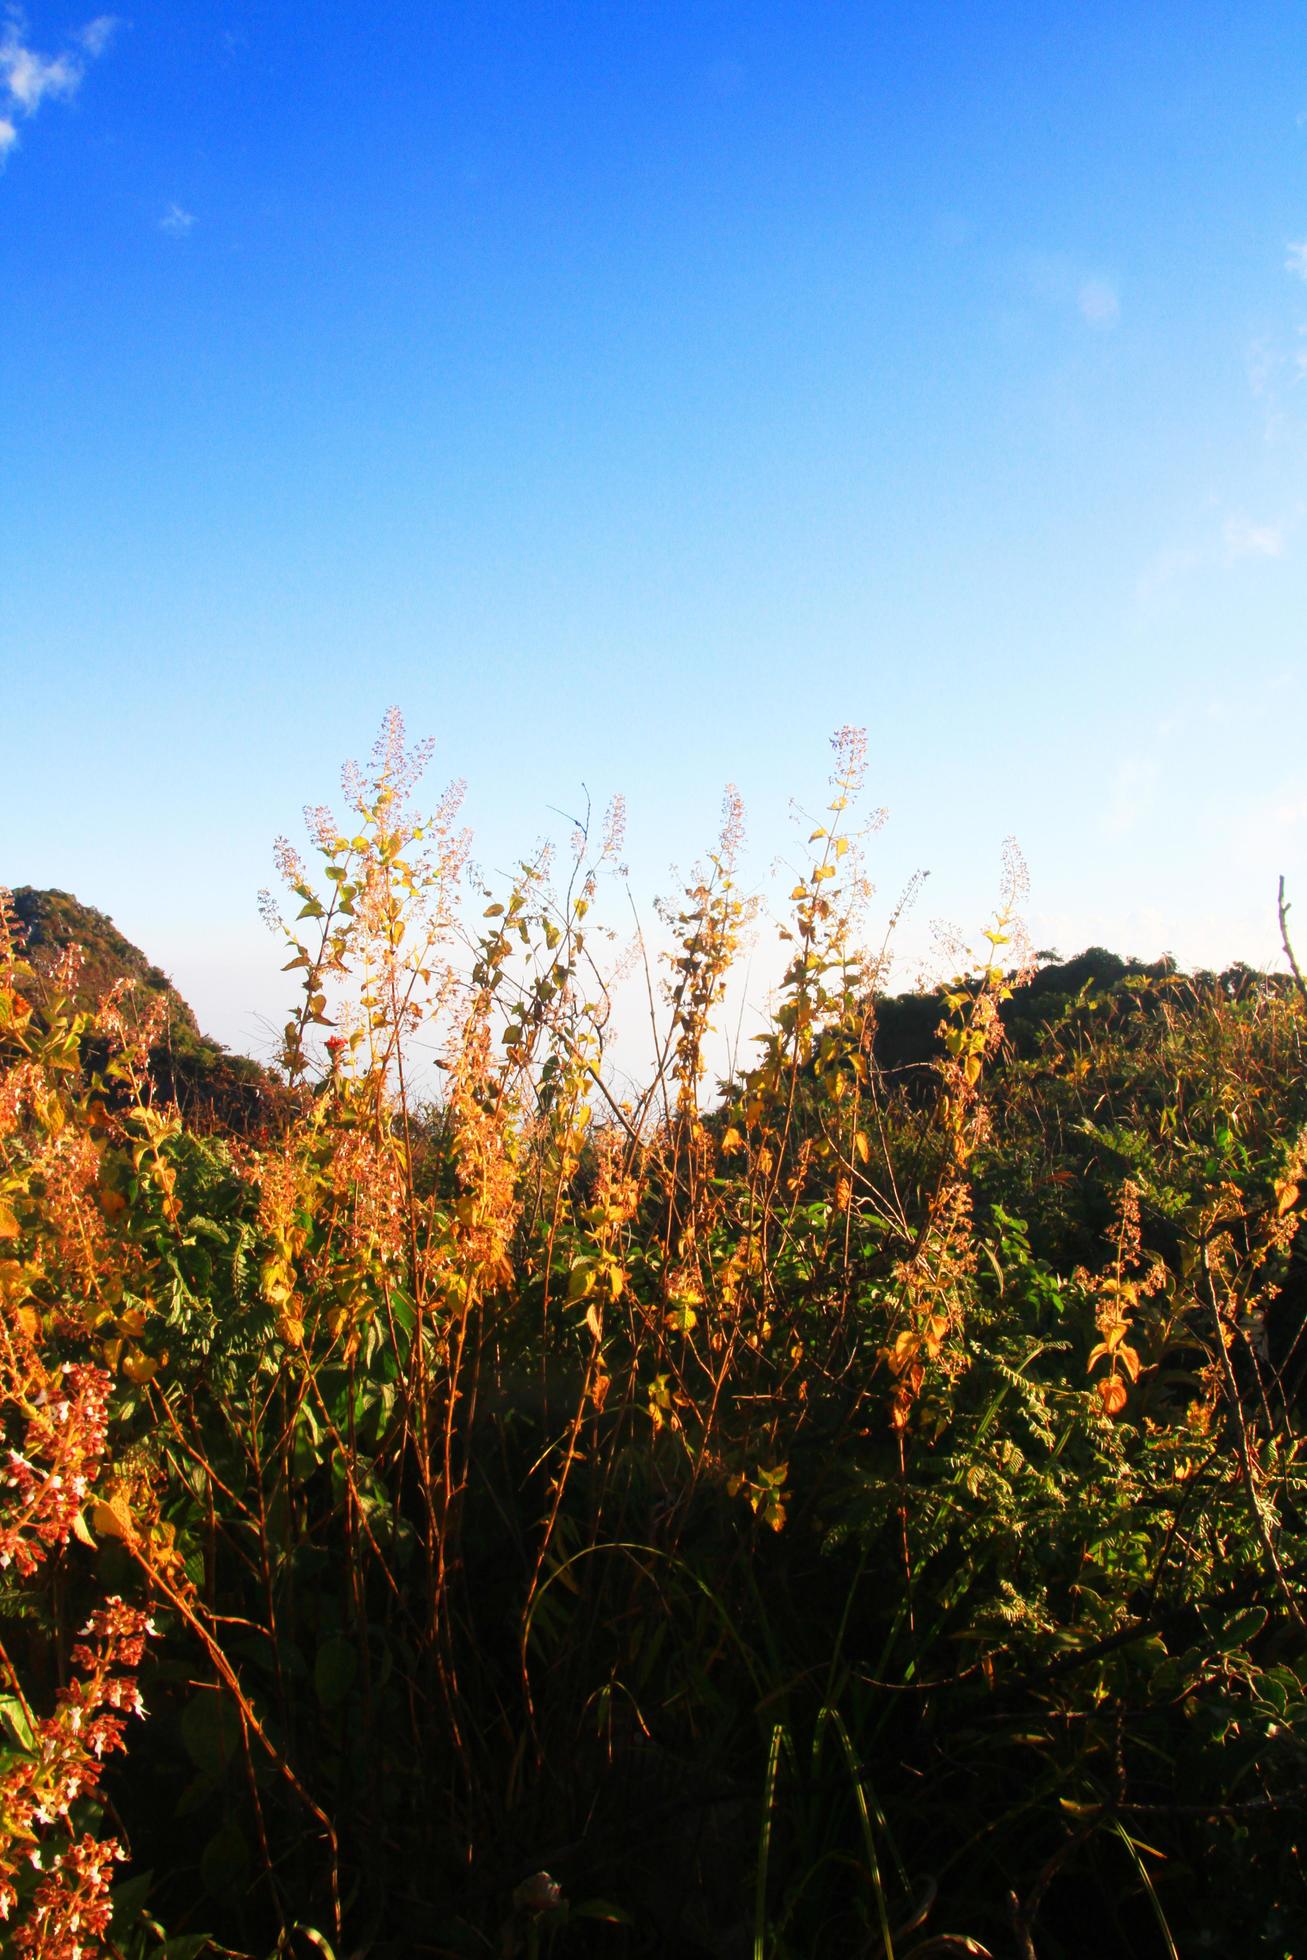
left=3, top=714, right=1306, bottom=1960
left=9, top=890, right=288, bottom=1137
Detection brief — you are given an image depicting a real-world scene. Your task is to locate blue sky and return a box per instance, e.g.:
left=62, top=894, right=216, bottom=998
left=4, top=1, right=1307, bottom=1058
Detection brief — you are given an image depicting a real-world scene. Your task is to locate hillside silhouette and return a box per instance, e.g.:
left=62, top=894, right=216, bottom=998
left=10, top=886, right=290, bottom=1134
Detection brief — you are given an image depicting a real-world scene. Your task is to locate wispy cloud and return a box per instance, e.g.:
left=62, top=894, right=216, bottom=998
left=1223, top=514, right=1286, bottom=560
left=1077, top=278, right=1120, bottom=330
left=1136, top=507, right=1298, bottom=612
left=1026, top=254, right=1123, bottom=332
left=1247, top=335, right=1276, bottom=397
left=1287, top=240, right=1307, bottom=281
left=78, top=15, right=117, bottom=58
left=160, top=200, right=195, bottom=236
left=0, top=11, right=118, bottom=166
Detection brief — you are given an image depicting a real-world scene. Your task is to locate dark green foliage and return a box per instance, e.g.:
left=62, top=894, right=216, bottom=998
left=11, top=886, right=293, bottom=1134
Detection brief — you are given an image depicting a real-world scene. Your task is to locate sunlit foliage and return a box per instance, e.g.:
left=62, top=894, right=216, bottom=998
left=2, top=714, right=1306, bottom=1959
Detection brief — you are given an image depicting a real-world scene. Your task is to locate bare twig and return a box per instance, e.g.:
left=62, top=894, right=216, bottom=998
left=1278, top=876, right=1307, bottom=1010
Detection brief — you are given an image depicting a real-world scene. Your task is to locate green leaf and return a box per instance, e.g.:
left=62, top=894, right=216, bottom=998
left=571, top=1899, right=633, bottom=1925
left=286, top=1926, right=340, bottom=1960
left=181, top=1690, right=241, bottom=1775
left=314, top=1635, right=359, bottom=1709
left=0, top=1693, right=35, bottom=1750
left=1222, top=1605, right=1268, bottom=1650
left=108, top=1870, right=155, bottom=1933
left=201, top=1821, right=250, bottom=1898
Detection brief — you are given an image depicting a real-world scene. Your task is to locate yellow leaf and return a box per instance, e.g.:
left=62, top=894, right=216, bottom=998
left=91, top=1495, right=135, bottom=1542
left=854, top=1130, right=870, bottom=1164
left=1096, top=1376, right=1128, bottom=1416
left=923, top=1313, right=950, bottom=1359
left=0, top=1202, right=18, bottom=1239
left=883, top=1329, right=920, bottom=1376
left=568, top=1260, right=595, bottom=1301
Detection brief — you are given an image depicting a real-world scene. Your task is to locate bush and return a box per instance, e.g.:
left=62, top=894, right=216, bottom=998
left=2, top=712, right=1305, bottom=1959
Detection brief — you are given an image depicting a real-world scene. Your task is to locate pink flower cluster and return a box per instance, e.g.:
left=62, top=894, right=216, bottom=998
left=8, top=1835, right=123, bottom=1960
left=0, top=1599, right=151, bottom=1954
left=1, top=1365, right=110, bottom=1578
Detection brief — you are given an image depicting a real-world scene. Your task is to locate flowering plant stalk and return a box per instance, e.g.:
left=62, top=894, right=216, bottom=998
left=0, top=896, right=154, bottom=1959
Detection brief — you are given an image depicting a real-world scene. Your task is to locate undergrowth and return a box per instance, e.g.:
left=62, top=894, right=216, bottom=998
left=2, top=712, right=1306, bottom=1959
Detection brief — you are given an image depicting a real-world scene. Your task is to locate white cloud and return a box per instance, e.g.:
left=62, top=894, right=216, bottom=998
left=1, top=40, right=78, bottom=113
left=160, top=201, right=195, bottom=235
left=1025, top=255, right=1122, bottom=331
left=78, top=16, right=118, bottom=57
left=0, top=12, right=118, bottom=166
left=1077, top=278, right=1120, bottom=329
left=1223, top=514, right=1285, bottom=560
left=1287, top=240, right=1307, bottom=280
left=1136, top=507, right=1299, bottom=612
